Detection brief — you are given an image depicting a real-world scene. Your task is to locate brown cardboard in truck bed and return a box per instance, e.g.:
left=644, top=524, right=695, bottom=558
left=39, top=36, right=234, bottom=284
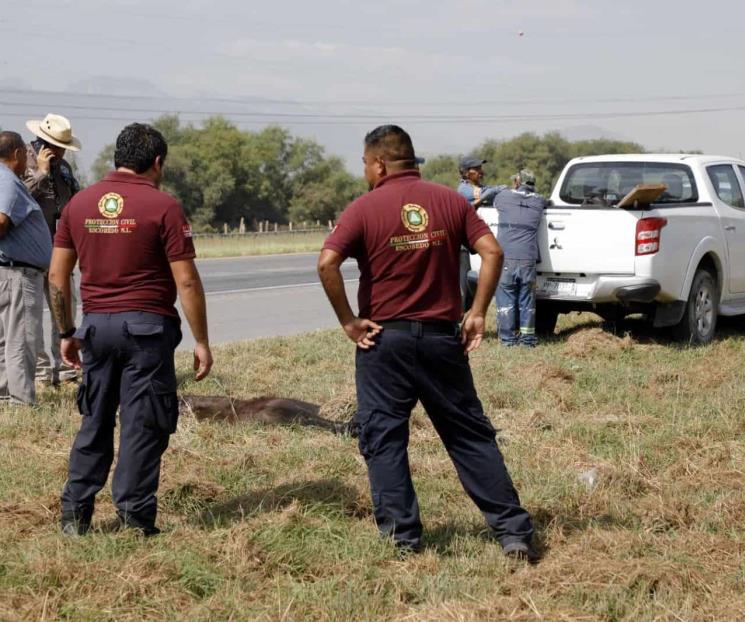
left=617, top=183, right=667, bottom=208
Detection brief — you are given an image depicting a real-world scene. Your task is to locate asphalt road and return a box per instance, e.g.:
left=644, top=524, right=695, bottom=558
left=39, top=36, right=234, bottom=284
left=195, top=253, right=358, bottom=295
left=40, top=254, right=359, bottom=352
left=178, top=253, right=360, bottom=350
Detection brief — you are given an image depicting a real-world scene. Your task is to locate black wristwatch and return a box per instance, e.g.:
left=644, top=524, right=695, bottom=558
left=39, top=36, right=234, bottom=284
left=59, top=327, right=77, bottom=339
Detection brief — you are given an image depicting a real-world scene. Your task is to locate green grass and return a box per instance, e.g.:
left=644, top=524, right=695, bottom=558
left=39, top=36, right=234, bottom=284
left=193, top=231, right=328, bottom=258
left=1, top=314, right=744, bottom=620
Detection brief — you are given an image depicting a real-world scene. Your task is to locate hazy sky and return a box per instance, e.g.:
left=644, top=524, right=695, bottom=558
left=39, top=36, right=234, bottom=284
left=2, top=0, right=745, bottom=176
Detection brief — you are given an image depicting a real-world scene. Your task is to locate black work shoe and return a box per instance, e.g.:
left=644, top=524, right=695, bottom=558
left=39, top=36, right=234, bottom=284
left=501, top=540, right=540, bottom=563
left=60, top=512, right=91, bottom=536
left=102, top=514, right=161, bottom=537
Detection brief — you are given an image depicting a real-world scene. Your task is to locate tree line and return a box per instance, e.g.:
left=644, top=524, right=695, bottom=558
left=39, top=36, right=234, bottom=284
left=420, top=132, right=646, bottom=193
left=91, top=116, right=649, bottom=231
left=91, top=116, right=365, bottom=232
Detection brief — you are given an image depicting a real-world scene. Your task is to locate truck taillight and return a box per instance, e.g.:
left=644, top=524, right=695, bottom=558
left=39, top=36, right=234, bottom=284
left=635, top=217, right=668, bottom=256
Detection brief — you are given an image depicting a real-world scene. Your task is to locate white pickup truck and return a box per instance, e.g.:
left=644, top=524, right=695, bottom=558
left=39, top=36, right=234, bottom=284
left=465, top=154, right=745, bottom=344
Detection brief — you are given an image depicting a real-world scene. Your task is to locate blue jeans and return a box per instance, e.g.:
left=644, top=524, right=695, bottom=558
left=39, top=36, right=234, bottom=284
left=496, top=259, right=537, bottom=346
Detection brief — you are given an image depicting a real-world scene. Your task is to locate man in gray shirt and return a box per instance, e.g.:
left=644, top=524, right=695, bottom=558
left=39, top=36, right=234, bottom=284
left=0, top=131, right=53, bottom=404
left=24, top=113, right=81, bottom=386
left=494, top=169, right=547, bottom=347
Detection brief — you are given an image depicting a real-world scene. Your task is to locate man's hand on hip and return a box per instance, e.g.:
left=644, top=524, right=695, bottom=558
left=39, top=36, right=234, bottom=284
left=193, top=342, right=213, bottom=381
left=343, top=317, right=383, bottom=350
left=461, top=312, right=485, bottom=353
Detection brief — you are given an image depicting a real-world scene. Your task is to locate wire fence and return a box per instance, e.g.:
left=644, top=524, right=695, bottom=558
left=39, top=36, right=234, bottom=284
left=192, top=220, right=335, bottom=238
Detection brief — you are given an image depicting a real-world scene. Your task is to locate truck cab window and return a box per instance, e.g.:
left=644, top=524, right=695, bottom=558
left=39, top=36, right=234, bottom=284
left=707, top=165, right=745, bottom=209
left=560, top=162, right=697, bottom=206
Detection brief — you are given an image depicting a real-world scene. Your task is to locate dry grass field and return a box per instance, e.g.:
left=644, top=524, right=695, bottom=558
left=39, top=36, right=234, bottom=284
left=193, top=232, right=328, bottom=258
left=1, top=313, right=744, bottom=621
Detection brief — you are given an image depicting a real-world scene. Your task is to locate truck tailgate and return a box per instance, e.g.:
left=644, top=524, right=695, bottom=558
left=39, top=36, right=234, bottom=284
left=539, top=208, right=638, bottom=274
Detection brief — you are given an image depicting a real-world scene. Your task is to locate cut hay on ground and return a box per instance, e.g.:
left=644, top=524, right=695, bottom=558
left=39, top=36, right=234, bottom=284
left=563, top=327, right=634, bottom=358
left=1, top=313, right=744, bottom=620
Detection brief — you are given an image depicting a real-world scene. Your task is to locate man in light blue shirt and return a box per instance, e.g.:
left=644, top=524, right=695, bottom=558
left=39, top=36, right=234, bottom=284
left=456, top=156, right=506, bottom=209
left=0, top=131, right=52, bottom=404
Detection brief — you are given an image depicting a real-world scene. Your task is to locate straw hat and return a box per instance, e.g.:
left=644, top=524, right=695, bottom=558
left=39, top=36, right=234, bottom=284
left=25, top=113, right=81, bottom=151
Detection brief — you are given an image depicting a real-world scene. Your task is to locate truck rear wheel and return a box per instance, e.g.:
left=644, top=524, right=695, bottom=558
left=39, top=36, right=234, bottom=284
left=459, top=248, right=474, bottom=312
left=535, top=303, right=559, bottom=337
left=672, top=268, right=718, bottom=345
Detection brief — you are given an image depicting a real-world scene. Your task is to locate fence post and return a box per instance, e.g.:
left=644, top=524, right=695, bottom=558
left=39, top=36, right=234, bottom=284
left=223, top=223, right=228, bottom=235
left=289, top=221, right=293, bottom=231
left=327, top=220, right=333, bottom=230
left=259, top=221, right=263, bottom=233
left=274, top=222, right=278, bottom=232
left=239, top=217, right=246, bottom=234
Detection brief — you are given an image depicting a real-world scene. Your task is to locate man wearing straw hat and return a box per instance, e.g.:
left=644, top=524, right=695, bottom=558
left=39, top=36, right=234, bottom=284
left=24, top=113, right=81, bottom=386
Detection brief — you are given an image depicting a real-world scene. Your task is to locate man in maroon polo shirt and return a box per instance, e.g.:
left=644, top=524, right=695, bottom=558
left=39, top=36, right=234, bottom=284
left=318, top=125, right=537, bottom=560
left=49, top=123, right=213, bottom=536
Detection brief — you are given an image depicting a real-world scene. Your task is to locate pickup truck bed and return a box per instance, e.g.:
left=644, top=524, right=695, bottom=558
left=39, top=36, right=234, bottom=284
left=466, top=154, right=745, bottom=344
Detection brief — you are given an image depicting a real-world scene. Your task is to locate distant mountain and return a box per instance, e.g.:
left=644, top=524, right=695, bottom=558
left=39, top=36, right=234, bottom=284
left=0, top=77, right=33, bottom=90
left=0, top=79, right=303, bottom=176
left=65, top=76, right=168, bottom=97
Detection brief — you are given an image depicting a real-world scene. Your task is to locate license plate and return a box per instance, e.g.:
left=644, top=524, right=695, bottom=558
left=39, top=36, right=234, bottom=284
left=539, top=278, right=577, bottom=296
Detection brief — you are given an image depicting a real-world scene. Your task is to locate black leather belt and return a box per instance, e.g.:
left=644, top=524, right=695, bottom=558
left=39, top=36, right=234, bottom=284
left=0, top=259, right=42, bottom=271
left=378, top=319, right=459, bottom=337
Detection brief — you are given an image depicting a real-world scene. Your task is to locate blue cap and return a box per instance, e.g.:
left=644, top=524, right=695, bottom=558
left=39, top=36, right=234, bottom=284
left=459, top=156, right=487, bottom=171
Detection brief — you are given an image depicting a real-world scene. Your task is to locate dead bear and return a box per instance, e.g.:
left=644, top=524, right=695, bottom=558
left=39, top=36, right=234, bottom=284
left=179, top=395, right=356, bottom=436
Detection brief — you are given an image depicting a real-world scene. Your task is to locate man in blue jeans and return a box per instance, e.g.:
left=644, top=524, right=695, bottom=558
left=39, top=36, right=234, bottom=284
left=494, top=169, right=547, bottom=346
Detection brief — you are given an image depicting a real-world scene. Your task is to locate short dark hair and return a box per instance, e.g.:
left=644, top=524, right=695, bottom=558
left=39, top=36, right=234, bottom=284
left=364, top=125, right=416, bottom=164
left=114, top=123, right=168, bottom=174
left=0, top=131, right=25, bottom=160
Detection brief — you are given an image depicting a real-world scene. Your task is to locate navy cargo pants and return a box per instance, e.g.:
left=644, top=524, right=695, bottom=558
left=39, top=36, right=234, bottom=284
left=355, top=321, right=533, bottom=550
left=61, top=311, right=181, bottom=529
